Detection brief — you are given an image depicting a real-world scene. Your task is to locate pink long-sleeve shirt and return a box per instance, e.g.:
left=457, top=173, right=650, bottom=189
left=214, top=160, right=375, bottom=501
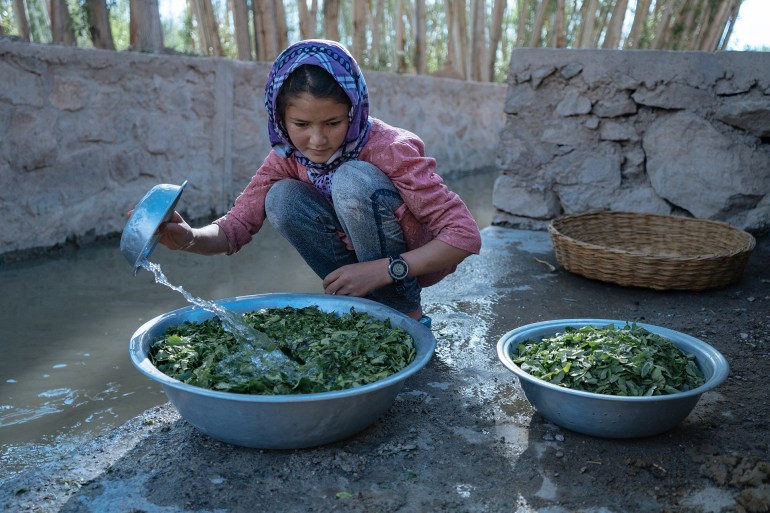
left=214, top=117, right=482, bottom=287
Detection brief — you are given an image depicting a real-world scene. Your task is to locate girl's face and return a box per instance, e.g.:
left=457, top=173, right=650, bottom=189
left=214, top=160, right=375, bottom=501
left=284, top=92, right=350, bottom=164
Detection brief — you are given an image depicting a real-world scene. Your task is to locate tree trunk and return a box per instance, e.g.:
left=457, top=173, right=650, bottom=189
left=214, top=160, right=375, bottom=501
left=87, top=0, right=115, bottom=50
left=49, top=0, right=76, bottom=45
left=701, top=0, right=737, bottom=51
left=323, top=0, right=339, bottom=41
left=252, top=1, right=261, bottom=60
left=229, top=0, right=252, bottom=59
left=602, top=0, right=627, bottom=48
left=446, top=0, right=468, bottom=78
left=528, top=0, right=550, bottom=47
left=486, top=0, right=505, bottom=78
left=254, top=0, right=278, bottom=60
left=310, top=0, right=319, bottom=35
left=201, top=0, right=223, bottom=56
left=353, top=0, right=368, bottom=64
left=189, top=0, right=209, bottom=54
left=130, top=0, right=164, bottom=52
left=695, top=0, right=714, bottom=50
left=690, top=0, right=709, bottom=50
left=596, top=0, right=613, bottom=45
left=471, top=0, right=487, bottom=80
left=12, top=0, right=31, bottom=41
left=25, top=0, right=49, bottom=43
left=549, top=0, right=566, bottom=48
left=414, top=0, right=426, bottom=74
left=297, top=0, right=315, bottom=40
left=514, top=0, right=527, bottom=47
left=445, top=0, right=456, bottom=70
left=652, top=0, right=675, bottom=50
left=718, top=0, right=742, bottom=50
left=576, top=0, right=598, bottom=48
left=393, top=0, right=406, bottom=72
left=371, top=0, right=384, bottom=66
left=625, top=0, right=651, bottom=48
left=666, top=0, right=688, bottom=50
left=274, top=0, right=289, bottom=51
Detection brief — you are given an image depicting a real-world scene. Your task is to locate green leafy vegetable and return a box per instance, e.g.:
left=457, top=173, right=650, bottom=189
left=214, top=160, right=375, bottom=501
left=149, top=306, right=416, bottom=395
left=512, top=324, right=705, bottom=396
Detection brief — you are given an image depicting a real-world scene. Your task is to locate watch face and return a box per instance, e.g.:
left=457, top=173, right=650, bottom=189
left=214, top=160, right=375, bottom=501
left=389, top=259, right=408, bottom=280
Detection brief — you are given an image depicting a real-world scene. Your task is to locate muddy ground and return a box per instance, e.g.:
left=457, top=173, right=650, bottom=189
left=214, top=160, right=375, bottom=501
left=2, top=226, right=769, bottom=513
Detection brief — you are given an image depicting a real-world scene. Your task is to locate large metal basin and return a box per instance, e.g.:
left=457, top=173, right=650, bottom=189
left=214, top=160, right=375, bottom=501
left=497, top=319, right=729, bottom=438
left=130, top=293, right=436, bottom=449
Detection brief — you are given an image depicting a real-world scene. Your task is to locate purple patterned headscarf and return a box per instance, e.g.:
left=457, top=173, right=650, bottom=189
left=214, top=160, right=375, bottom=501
left=265, top=39, right=372, bottom=199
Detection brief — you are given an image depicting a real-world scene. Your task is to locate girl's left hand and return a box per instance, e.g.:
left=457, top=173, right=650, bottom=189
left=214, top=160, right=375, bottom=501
left=322, top=259, right=390, bottom=297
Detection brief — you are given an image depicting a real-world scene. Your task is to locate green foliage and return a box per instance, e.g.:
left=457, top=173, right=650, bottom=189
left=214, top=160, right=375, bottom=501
left=149, top=306, right=417, bottom=396
left=512, top=324, right=705, bottom=397
left=1, top=0, right=15, bottom=35
left=161, top=6, right=194, bottom=54
left=2, top=0, right=51, bottom=42
left=68, top=0, right=92, bottom=47
left=109, top=0, right=129, bottom=50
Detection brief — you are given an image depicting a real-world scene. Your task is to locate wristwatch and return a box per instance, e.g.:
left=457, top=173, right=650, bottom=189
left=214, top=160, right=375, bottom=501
left=388, top=255, right=409, bottom=293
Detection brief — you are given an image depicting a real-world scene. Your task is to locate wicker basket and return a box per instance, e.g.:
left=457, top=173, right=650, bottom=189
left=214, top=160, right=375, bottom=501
left=548, top=211, right=756, bottom=291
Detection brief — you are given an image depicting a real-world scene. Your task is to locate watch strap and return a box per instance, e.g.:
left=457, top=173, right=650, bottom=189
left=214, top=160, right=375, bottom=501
left=388, top=255, right=409, bottom=293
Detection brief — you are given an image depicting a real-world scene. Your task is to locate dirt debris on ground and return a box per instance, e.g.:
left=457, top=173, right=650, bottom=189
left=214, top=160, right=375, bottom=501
left=1, top=226, right=769, bottom=513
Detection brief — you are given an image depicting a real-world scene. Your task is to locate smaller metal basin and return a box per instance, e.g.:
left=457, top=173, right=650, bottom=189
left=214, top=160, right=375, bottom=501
left=120, top=181, right=187, bottom=275
left=129, top=293, right=436, bottom=449
left=497, top=319, right=729, bottom=438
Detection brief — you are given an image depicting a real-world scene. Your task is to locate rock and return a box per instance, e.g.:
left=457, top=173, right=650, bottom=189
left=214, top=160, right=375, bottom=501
left=556, top=89, right=592, bottom=117
left=716, top=98, right=770, bottom=139
left=632, top=82, right=713, bottom=110
left=593, top=92, right=637, bottom=118
left=492, top=174, right=560, bottom=219
left=736, top=484, right=770, bottom=513
left=644, top=111, right=770, bottom=219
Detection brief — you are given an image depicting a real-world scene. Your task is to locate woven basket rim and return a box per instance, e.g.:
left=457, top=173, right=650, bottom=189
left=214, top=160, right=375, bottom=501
left=548, top=211, right=755, bottom=290
left=549, top=211, right=756, bottom=260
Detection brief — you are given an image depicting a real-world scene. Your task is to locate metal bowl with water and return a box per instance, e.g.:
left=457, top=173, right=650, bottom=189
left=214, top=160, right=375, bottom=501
left=497, top=319, right=729, bottom=438
left=120, top=181, right=187, bottom=275
left=129, top=293, right=436, bottom=449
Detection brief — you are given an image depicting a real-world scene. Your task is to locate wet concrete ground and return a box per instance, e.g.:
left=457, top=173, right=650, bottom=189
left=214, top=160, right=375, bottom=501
left=2, top=226, right=769, bottom=513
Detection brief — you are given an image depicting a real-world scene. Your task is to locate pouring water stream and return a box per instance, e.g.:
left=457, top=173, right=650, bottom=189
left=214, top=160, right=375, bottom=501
left=140, top=260, right=300, bottom=375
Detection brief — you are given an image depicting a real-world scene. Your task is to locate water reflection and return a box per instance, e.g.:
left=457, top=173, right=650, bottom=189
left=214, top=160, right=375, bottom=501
left=0, top=168, right=497, bottom=481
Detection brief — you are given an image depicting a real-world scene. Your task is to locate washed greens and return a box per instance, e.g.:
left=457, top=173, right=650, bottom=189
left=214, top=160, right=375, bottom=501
left=149, top=306, right=416, bottom=395
left=512, top=324, right=705, bottom=396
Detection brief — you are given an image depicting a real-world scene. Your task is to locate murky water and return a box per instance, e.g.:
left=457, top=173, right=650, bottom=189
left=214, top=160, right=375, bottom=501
left=0, top=168, right=497, bottom=481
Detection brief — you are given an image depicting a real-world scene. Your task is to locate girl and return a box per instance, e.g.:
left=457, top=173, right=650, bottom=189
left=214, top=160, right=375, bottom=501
left=156, top=39, right=482, bottom=326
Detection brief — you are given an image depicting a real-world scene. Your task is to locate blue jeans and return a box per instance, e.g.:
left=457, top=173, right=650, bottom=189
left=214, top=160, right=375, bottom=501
left=265, top=161, right=422, bottom=314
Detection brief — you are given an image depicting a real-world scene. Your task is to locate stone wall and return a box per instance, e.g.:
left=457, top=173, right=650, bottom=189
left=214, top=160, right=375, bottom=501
left=0, top=41, right=506, bottom=255
left=493, top=48, right=770, bottom=235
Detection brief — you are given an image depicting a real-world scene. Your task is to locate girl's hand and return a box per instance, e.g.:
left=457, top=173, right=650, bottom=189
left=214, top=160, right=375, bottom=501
left=125, top=209, right=230, bottom=255
left=157, top=211, right=195, bottom=250
left=323, top=259, right=391, bottom=297
left=322, top=240, right=472, bottom=297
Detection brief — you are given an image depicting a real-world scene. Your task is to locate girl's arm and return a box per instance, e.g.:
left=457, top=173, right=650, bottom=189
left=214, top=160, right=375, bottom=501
left=400, top=239, right=472, bottom=278
left=322, top=240, right=471, bottom=297
left=158, top=211, right=232, bottom=255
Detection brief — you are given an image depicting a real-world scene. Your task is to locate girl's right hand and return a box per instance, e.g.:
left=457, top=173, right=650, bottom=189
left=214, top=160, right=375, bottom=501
left=158, top=211, right=195, bottom=250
